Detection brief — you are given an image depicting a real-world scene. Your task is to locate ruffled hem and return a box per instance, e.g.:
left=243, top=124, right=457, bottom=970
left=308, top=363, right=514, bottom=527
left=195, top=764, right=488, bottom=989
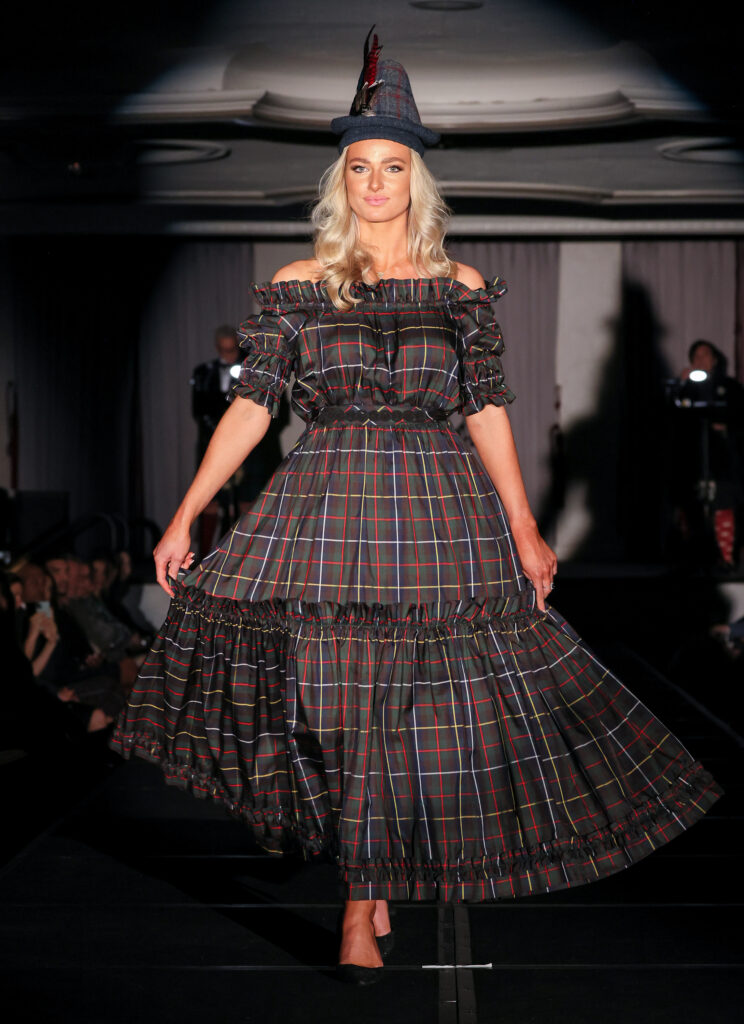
left=338, top=760, right=721, bottom=885
left=250, top=275, right=508, bottom=313
left=107, top=727, right=331, bottom=855
left=106, top=726, right=724, bottom=899
left=169, top=579, right=545, bottom=639
left=109, top=577, right=725, bottom=903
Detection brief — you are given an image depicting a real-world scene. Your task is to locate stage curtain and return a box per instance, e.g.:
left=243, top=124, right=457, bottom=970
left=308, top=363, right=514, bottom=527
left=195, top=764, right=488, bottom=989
left=619, top=240, right=737, bottom=559
left=736, top=242, right=744, bottom=385
left=138, top=242, right=255, bottom=535
left=5, top=238, right=136, bottom=524
left=448, top=240, right=561, bottom=518
left=622, top=240, right=737, bottom=376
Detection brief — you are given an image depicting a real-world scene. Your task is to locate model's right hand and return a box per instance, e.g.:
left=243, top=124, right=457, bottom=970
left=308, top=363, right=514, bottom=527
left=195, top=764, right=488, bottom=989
left=153, top=525, right=195, bottom=597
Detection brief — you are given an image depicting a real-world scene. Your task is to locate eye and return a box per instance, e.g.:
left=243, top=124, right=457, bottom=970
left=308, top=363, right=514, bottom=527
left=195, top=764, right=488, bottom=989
left=349, top=165, right=368, bottom=173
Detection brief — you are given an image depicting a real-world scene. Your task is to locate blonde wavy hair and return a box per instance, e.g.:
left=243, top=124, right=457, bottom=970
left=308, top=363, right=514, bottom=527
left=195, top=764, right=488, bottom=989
left=310, top=146, right=457, bottom=310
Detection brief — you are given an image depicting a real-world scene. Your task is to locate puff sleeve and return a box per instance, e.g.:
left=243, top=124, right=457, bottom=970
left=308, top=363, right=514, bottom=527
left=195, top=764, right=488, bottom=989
left=448, top=277, right=516, bottom=416
left=231, top=286, right=305, bottom=418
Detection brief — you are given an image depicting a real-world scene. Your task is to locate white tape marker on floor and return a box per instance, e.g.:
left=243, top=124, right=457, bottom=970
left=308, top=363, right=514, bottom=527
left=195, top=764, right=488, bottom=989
left=422, top=963, right=493, bottom=969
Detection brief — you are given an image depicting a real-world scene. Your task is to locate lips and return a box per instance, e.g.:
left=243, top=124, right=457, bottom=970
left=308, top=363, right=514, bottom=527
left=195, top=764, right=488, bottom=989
left=364, top=196, right=388, bottom=205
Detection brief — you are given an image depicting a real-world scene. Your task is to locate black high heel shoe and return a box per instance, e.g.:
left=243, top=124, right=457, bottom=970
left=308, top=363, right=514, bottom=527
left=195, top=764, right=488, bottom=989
left=336, top=962, right=384, bottom=986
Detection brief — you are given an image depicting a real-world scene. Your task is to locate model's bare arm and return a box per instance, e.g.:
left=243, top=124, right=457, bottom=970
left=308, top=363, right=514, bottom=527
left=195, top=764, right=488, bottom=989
left=466, top=403, right=557, bottom=610
left=154, top=397, right=271, bottom=595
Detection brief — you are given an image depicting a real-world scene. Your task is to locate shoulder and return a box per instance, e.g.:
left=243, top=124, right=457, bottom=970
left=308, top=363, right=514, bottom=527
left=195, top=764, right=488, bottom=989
left=271, top=258, right=324, bottom=284
left=452, top=262, right=486, bottom=291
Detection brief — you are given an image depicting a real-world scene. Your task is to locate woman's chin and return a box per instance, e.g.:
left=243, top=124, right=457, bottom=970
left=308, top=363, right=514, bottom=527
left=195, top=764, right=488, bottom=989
left=354, top=204, right=406, bottom=224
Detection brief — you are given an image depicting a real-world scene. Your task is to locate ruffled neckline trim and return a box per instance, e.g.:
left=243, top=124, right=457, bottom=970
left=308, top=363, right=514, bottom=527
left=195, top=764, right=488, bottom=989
left=251, top=276, right=507, bottom=310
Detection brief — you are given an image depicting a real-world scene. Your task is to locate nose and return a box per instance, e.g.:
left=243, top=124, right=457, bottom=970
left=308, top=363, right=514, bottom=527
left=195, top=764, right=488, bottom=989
left=369, top=169, right=384, bottom=192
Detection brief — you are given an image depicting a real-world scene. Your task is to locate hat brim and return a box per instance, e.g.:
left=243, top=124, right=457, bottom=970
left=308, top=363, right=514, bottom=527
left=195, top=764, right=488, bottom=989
left=331, top=114, right=440, bottom=150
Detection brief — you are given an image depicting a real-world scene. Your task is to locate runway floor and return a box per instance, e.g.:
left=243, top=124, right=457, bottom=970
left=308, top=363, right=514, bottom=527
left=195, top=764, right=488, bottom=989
left=1, top=637, right=742, bottom=1023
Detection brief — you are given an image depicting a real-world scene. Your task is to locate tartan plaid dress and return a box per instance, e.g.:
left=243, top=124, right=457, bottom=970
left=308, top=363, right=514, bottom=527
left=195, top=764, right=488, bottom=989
left=109, top=276, right=724, bottom=902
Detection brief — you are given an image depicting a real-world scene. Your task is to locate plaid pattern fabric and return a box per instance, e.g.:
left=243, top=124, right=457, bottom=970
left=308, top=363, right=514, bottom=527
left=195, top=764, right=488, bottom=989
left=109, top=277, right=723, bottom=902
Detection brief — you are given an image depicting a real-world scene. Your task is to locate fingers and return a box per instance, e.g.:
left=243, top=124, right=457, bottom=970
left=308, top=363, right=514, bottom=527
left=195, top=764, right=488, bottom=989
left=154, top=547, right=195, bottom=597
left=540, top=549, right=558, bottom=610
left=524, top=574, right=546, bottom=611
left=525, top=570, right=555, bottom=613
left=154, top=553, right=174, bottom=598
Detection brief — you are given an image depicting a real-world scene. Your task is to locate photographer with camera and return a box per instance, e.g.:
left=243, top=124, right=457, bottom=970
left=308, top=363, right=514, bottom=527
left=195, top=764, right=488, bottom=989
left=668, top=339, right=744, bottom=568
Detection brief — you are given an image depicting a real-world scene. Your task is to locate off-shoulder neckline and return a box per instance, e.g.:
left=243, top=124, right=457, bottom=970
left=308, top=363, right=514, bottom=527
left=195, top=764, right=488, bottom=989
left=250, top=276, right=507, bottom=309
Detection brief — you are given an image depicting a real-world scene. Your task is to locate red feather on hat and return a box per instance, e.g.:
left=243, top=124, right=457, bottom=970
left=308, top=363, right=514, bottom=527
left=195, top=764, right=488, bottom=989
left=364, top=29, right=382, bottom=86
left=351, top=25, right=384, bottom=115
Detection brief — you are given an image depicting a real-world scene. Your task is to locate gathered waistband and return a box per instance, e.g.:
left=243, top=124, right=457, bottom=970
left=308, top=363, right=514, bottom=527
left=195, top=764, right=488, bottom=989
left=312, top=405, right=451, bottom=428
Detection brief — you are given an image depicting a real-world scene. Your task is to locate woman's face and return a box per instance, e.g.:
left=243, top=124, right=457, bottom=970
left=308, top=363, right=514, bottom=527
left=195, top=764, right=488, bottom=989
left=344, top=139, right=412, bottom=225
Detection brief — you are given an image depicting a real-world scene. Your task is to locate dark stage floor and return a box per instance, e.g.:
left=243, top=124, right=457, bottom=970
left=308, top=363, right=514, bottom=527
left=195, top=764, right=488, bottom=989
left=1, top=640, right=742, bottom=1023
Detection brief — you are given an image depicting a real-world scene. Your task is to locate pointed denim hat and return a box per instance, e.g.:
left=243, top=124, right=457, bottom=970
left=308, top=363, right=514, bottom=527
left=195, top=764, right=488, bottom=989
left=330, top=28, right=440, bottom=156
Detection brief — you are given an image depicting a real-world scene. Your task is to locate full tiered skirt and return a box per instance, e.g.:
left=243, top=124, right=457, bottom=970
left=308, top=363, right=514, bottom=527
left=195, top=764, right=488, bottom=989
left=109, top=411, right=724, bottom=901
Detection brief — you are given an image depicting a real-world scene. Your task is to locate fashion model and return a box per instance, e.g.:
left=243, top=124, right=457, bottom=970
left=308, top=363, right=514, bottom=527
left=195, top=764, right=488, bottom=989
left=109, top=30, right=724, bottom=986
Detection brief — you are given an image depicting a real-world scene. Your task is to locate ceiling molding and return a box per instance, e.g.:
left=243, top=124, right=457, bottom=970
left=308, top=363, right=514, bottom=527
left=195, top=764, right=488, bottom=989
left=135, top=140, right=230, bottom=165
left=163, top=217, right=744, bottom=237
left=441, top=182, right=744, bottom=204
left=2, top=206, right=743, bottom=237
left=658, top=138, right=744, bottom=165
left=251, top=88, right=707, bottom=133
left=0, top=90, right=264, bottom=125
left=114, top=89, right=264, bottom=123
left=0, top=87, right=707, bottom=134
left=141, top=182, right=744, bottom=206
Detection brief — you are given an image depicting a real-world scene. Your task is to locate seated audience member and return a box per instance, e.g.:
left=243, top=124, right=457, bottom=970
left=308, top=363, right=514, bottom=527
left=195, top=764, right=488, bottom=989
left=116, top=549, right=133, bottom=585
left=52, top=552, right=146, bottom=680
left=45, top=553, right=105, bottom=667
left=91, top=549, right=152, bottom=640
left=17, top=561, right=126, bottom=716
left=6, top=572, right=27, bottom=645
left=23, top=588, right=60, bottom=681
left=0, top=569, right=114, bottom=743
left=64, top=556, right=143, bottom=664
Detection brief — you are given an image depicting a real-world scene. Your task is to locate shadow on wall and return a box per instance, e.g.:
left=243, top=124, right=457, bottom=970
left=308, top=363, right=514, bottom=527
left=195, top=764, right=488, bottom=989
left=537, top=280, right=674, bottom=563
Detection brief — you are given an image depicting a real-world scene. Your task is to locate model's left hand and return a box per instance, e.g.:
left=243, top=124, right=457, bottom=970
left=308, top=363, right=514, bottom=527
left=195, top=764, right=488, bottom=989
left=511, top=520, right=557, bottom=612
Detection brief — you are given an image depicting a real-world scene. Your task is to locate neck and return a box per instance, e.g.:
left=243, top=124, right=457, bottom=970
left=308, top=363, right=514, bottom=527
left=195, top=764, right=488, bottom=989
left=356, top=210, right=412, bottom=278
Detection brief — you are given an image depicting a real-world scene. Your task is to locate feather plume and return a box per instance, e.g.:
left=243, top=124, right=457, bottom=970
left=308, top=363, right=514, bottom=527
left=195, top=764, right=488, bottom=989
left=351, top=25, right=384, bottom=115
